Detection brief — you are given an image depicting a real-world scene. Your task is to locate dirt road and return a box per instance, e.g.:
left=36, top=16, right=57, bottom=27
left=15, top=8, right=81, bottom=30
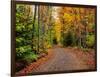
left=31, top=47, right=89, bottom=74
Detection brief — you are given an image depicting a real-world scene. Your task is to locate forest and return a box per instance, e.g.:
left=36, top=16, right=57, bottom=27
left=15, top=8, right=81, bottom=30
left=15, top=4, right=96, bottom=74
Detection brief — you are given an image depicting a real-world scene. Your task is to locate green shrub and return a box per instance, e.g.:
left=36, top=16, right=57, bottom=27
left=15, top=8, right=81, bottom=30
left=53, top=38, right=57, bottom=44
left=16, top=24, right=25, bottom=32
left=63, top=31, right=74, bottom=46
left=86, top=34, right=95, bottom=48
left=23, top=52, right=38, bottom=64
left=16, top=45, right=32, bottom=58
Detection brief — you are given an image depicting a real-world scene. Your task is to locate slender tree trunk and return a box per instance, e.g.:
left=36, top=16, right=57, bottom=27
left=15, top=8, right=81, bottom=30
left=62, top=7, right=65, bottom=46
left=32, top=5, right=37, bottom=53
left=74, top=8, right=81, bottom=47
left=40, top=6, right=45, bottom=53
left=49, top=6, right=52, bottom=47
left=83, top=9, right=87, bottom=48
left=37, top=5, right=40, bottom=53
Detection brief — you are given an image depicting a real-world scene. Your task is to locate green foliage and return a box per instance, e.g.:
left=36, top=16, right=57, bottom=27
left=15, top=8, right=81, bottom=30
left=16, top=45, right=32, bottom=58
left=86, top=34, right=95, bottom=48
left=16, top=4, right=34, bottom=61
left=15, top=5, right=52, bottom=68
left=63, top=31, right=74, bottom=46
left=23, top=52, right=38, bottom=64
left=16, top=37, right=24, bottom=44
left=53, top=38, right=57, bottom=44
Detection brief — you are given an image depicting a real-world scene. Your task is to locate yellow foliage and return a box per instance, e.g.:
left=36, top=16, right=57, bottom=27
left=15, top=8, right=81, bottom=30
left=54, top=21, right=62, bottom=43
left=63, top=13, right=73, bottom=22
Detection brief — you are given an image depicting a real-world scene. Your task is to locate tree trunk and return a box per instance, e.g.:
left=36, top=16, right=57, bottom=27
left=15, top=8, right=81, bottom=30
left=32, top=5, right=37, bottom=53
left=37, top=5, right=40, bottom=54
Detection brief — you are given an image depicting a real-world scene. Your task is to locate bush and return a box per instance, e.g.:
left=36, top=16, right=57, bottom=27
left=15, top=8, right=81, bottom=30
left=86, top=34, right=95, bottom=48
left=53, top=38, right=57, bottom=44
left=63, top=31, right=74, bottom=46
left=16, top=45, right=32, bottom=59
left=23, top=52, right=38, bottom=64
left=16, top=51, right=38, bottom=71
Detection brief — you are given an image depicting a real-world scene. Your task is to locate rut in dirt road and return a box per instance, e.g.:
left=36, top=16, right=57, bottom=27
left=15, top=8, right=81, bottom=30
left=31, top=47, right=89, bottom=74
